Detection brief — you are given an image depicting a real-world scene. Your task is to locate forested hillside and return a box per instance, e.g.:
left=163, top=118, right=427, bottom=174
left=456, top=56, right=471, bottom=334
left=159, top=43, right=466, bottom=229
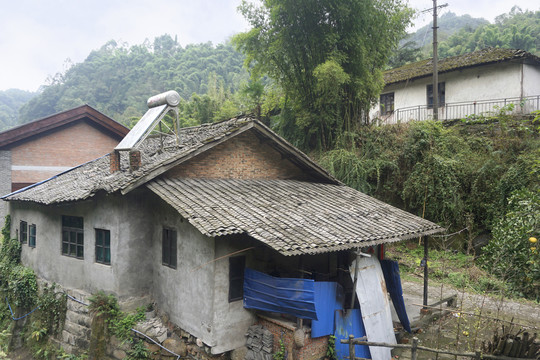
left=389, top=7, right=539, bottom=67
left=0, top=89, right=36, bottom=130
left=17, top=35, right=249, bottom=126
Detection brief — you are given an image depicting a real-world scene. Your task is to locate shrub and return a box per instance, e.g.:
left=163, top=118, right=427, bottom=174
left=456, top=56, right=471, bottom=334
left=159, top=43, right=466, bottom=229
left=478, top=189, right=540, bottom=301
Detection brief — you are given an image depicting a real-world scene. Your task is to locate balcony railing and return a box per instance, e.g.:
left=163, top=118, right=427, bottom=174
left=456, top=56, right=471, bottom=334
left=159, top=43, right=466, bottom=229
left=376, top=95, right=540, bottom=124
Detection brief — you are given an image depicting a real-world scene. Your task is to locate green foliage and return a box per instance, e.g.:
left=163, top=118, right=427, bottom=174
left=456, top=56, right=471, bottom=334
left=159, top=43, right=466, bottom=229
left=34, top=284, right=67, bottom=337
left=234, top=0, right=412, bottom=150
left=326, top=335, right=337, bottom=360
left=317, top=117, right=540, bottom=240
left=478, top=189, right=540, bottom=301
left=6, top=265, right=37, bottom=309
left=126, top=340, right=150, bottom=360
left=273, top=339, right=286, bottom=360
left=88, top=290, right=146, bottom=342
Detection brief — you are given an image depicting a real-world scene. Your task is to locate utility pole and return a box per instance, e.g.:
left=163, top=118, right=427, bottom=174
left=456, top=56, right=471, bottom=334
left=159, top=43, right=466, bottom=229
left=432, top=0, right=439, bottom=120
left=422, top=1, right=448, bottom=120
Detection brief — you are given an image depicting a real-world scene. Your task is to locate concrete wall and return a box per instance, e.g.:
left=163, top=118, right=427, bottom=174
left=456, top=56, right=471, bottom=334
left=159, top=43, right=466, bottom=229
left=148, top=194, right=218, bottom=349
left=211, top=237, right=257, bottom=354
left=523, top=64, right=540, bottom=96
left=166, top=129, right=308, bottom=180
left=0, top=150, right=11, bottom=228
left=9, top=191, right=154, bottom=300
left=10, top=121, right=120, bottom=185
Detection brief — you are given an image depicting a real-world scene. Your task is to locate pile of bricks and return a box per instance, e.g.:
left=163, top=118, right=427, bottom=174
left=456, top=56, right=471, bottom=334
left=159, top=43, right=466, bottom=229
left=245, top=325, right=273, bottom=360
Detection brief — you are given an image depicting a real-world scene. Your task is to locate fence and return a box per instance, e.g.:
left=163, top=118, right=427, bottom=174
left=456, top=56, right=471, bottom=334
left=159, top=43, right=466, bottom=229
left=340, top=335, right=536, bottom=360
left=377, top=95, right=540, bottom=124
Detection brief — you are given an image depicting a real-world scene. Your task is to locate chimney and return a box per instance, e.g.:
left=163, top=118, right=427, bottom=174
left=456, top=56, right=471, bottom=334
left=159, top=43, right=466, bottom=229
left=110, top=151, right=120, bottom=173
left=129, top=150, right=141, bottom=171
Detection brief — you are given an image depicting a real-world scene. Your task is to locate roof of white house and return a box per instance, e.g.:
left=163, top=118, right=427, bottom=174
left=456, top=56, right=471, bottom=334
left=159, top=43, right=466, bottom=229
left=3, top=116, right=443, bottom=255
left=384, top=47, right=540, bottom=86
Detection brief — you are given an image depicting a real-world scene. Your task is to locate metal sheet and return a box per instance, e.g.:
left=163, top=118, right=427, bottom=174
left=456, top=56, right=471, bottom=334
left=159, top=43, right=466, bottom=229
left=311, top=282, right=344, bottom=337
left=334, top=309, right=370, bottom=360
left=381, top=260, right=411, bottom=333
left=243, top=268, right=317, bottom=320
left=115, top=104, right=168, bottom=150
left=350, top=257, right=396, bottom=360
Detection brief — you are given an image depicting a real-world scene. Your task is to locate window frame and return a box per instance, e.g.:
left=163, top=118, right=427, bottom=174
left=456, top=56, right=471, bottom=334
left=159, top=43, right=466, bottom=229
left=162, top=227, right=177, bottom=269
left=61, top=215, right=84, bottom=259
left=228, top=256, right=246, bottom=302
left=379, top=92, right=395, bottom=115
left=95, top=228, right=111, bottom=265
left=19, top=220, right=28, bottom=244
left=29, top=224, right=36, bottom=248
left=426, top=82, right=445, bottom=109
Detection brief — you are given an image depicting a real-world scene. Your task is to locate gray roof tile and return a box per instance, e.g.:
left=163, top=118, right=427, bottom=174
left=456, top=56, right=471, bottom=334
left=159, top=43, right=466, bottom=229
left=147, top=177, right=443, bottom=256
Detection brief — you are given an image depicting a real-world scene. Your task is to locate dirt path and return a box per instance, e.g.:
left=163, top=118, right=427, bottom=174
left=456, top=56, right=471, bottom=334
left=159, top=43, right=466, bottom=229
left=401, top=278, right=540, bottom=328
left=390, top=278, right=540, bottom=359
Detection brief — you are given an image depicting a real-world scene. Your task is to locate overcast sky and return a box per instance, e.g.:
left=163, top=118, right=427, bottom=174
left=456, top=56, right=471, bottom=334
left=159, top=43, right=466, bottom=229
left=0, top=0, right=538, bottom=92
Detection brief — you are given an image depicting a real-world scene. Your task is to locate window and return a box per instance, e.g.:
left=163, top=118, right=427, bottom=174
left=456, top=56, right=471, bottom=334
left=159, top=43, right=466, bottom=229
left=427, top=82, right=445, bottom=108
left=95, top=229, right=111, bottom=265
left=19, top=221, right=28, bottom=244
left=29, top=224, right=36, bottom=248
left=380, top=93, right=394, bottom=115
left=229, top=256, right=246, bottom=302
left=62, top=216, right=84, bottom=259
left=162, top=228, right=177, bottom=269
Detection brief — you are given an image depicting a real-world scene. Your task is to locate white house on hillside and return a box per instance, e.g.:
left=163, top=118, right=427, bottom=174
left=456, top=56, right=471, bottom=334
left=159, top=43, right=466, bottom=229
left=371, top=48, right=540, bottom=124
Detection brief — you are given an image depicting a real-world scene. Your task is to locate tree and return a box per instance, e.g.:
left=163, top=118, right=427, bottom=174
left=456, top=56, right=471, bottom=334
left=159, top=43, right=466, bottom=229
left=234, top=0, right=413, bottom=150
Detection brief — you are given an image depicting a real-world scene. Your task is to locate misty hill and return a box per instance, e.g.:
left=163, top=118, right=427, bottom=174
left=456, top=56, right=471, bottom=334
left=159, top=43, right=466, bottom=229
left=16, top=36, right=248, bottom=127
left=407, top=12, right=490, bottom=50
left=0, top=89, right=37, bottom=131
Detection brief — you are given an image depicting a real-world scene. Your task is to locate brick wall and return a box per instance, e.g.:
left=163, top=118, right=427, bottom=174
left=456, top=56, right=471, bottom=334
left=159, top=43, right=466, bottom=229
left=10, top=121, right=120, bottom=184
left=257, top=316, right=329, bottom=360
left=0, top=150, right=12, bottom=228
left=167, top=130, right=309, bottom=180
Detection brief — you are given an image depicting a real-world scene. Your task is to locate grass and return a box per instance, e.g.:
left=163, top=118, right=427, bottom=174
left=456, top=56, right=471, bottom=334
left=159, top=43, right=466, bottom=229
left=386, top=240, right=506, bottom=296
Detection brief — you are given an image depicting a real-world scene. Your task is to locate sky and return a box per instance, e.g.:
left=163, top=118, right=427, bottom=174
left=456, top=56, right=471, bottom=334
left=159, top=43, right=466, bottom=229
left=0, top=0, right=538, bottom=92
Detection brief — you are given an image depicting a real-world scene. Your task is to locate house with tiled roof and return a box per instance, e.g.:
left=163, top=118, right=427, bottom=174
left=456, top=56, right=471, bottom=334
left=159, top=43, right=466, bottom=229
left=370, top=48, right=540, bottom=124
left=3, top=93, right=443, bottom=358
left=0, top=105, right=129, bottom=227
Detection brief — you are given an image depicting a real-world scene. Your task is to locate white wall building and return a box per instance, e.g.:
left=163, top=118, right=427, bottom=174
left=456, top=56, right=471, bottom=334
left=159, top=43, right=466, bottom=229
left=371, top=48, right=540, bottom=124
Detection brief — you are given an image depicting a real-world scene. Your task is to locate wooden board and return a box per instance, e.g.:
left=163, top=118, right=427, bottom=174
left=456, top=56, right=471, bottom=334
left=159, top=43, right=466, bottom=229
left=350, top=256, right=396, bottom=360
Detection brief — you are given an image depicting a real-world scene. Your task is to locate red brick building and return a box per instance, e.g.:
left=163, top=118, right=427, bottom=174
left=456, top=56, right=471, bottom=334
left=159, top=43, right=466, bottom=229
left=0, top=105, right=128, bottom=226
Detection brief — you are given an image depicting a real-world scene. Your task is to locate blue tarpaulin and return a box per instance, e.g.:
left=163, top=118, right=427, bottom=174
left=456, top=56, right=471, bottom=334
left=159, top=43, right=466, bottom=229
left=311, top=282, right=344, bottom=337
left=243, top=268, right=318, bottom=320
left=380, top=260, right=411, bottom=333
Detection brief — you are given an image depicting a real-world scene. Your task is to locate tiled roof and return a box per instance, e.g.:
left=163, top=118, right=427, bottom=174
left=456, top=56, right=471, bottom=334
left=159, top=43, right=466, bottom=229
left=147, top=177, right=443, bottom=256
left=384, top=48, right=540, bottom=85
left=2, top=117, right=336, bottom=204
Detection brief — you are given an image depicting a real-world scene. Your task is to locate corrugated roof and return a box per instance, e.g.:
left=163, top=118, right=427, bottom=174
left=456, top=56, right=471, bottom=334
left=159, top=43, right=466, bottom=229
left=2, top=117, right=337, bottom=204
left=384, top=48, right=540, bottom=85
left=147, top=177, right=443, bottom=256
